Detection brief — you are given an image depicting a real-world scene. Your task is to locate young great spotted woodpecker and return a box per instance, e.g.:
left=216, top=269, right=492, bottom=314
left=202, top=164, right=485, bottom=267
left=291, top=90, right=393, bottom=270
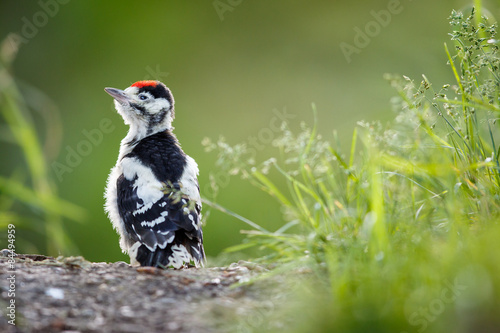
left=104, top=80, right=204, bottom=268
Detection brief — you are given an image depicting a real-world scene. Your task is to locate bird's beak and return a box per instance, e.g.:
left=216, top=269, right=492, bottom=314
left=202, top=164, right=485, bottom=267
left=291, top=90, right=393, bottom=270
left=104, top=87, right=132, bottom=105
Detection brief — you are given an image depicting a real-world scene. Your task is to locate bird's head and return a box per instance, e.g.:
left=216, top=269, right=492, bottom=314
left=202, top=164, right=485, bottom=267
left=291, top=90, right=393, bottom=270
left=105, top=80, right=175, bottom=138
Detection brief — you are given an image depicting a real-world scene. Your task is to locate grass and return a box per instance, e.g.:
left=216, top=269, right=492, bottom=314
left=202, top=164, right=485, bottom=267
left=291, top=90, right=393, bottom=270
left=204, top=6, right=500, bottom=332
left=0, top=34, right=85, bottom=256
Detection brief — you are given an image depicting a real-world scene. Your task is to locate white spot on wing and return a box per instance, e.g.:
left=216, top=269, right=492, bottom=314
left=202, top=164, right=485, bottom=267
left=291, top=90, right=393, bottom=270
left=166, top=234, right=175, bottom=243
left=191, top=246, right=200, bottom=256
left=133, top=201, right=154, bottom=216
left=120, top=157, right=164, bottom=204
left=157, top=239, right=168, bottom=249
left=141, top=211, right=169, bottom=228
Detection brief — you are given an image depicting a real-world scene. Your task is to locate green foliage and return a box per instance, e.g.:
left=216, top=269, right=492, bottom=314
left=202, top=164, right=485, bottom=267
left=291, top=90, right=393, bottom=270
left=0, top=36, right=85, bottom=255
left=204, top=7, right=500, bottom=332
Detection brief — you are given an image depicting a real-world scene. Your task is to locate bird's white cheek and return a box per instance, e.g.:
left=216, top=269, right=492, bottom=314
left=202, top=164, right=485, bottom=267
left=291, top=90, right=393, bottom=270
left=149, top=100, right=171, bottom=114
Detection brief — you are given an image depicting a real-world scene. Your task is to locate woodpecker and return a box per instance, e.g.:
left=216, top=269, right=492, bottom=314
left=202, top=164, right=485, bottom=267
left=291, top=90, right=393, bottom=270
left=104, top=80, right=204, bottom=268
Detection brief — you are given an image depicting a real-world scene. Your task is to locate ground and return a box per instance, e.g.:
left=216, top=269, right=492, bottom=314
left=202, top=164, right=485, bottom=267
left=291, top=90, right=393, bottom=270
left=0, top=251, right=286, bottom=333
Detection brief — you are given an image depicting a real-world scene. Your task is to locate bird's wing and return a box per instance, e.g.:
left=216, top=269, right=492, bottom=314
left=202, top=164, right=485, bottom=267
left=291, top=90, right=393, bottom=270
left=116, top=174, right=202, bottom=253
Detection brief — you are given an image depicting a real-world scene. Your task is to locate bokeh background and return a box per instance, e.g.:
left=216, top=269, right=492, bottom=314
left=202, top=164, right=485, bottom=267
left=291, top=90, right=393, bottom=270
left=0, top=0, right=497, bottom=263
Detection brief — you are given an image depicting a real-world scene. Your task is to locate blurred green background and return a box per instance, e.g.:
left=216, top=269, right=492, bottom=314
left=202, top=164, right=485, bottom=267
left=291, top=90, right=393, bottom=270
left=0, top=0, right=497, bottom=262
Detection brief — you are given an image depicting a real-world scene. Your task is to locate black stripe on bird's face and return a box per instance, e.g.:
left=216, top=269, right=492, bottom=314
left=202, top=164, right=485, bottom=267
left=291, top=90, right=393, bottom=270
left=146, top=109, right=169, bottom=135
left=149, top=109, right=168, bottom=125
left=130, top=103, right=147, bottom=115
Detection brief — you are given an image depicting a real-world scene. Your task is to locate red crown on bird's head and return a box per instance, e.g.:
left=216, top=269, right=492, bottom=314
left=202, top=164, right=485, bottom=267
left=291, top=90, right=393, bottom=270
left=131, top=80, right=159, bottom=89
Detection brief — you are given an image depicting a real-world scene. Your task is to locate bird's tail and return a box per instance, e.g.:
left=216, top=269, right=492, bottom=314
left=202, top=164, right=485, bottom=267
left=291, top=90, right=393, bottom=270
left=132, top=234, right=205, bottom=268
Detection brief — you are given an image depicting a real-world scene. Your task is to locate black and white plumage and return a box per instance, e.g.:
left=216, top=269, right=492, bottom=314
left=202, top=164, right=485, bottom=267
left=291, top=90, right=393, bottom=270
left=104, top=80, right=204, bottom=268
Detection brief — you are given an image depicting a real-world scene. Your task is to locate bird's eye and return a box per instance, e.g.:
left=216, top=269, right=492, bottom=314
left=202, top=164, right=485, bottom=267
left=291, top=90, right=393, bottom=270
left=138, top=94, right=148, bottom=100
